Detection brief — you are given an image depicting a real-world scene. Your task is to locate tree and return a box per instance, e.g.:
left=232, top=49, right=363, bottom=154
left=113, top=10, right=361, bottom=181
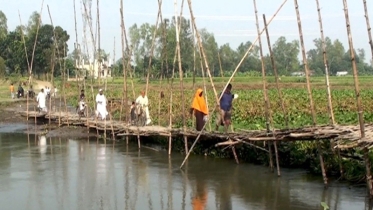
left=0, top=56, right=5, bottom=76
left=272, top=36, right=300, bottom=75
left=236, top=41, right=260, bottom=73
left=0, top=11, right=7, bottom=41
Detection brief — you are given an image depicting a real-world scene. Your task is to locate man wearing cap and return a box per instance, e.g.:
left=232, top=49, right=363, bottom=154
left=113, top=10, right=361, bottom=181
left=135, top=90, right=151, bottom=125
left=95, top=89, right=108, bottom=120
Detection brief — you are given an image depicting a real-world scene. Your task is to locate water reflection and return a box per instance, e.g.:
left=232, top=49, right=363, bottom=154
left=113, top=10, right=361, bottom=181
left=0, top=132, right=370, bottom=210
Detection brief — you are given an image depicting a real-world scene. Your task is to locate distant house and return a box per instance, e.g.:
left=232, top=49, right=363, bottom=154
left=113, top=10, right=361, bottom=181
left=336, top=71, right=348, bottom=76
left=291, top=72, right=305, bottom=77
left=75, top=59, right=112, bottom=79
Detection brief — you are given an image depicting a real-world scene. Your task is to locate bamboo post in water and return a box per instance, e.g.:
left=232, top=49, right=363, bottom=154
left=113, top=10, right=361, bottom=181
left=180, top=0, right=288, bottom=169
left=263, top=14, right=288, bottom=128
left=294, top=0, right=327, bottom=186
left=363, top=0, right=373, bottom=64
left=342, top=0, right=371, bottom=196
left=268, top=141, right=274, bottom=172
left=315, top=0, right=341, bottom=182
left=253, top=0, right=271, bottom=140
left=174, top=0, right=189, bottom=154
left=315, top=0, right=335, bottom=125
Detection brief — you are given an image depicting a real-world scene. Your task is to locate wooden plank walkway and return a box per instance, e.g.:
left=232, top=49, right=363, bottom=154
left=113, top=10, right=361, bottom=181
left=18, top=110, right=373, bottom=149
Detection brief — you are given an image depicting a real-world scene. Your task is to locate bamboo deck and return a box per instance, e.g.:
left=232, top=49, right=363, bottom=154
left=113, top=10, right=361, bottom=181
left=18, top=110, right=373, bottom=149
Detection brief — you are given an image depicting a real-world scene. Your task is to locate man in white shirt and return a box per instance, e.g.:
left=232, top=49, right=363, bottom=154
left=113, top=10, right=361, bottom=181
left=95, top=89, right=108, bottom=120
left=135, top=90, right=151, bottom=125
left=36, top=88, right=47, bottom=112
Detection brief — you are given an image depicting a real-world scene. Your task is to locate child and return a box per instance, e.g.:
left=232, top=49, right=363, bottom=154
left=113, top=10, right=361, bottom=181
left=130, top=101, right=136, bottom=125
left=77, top=99, right=86, bottom=117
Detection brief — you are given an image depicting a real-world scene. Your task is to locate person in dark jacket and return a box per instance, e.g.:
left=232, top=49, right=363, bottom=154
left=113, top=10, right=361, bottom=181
left=216, top=83, right=234, bottom=133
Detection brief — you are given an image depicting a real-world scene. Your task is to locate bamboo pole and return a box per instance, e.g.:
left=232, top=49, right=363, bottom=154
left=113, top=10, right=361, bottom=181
left=145, top=0, right=163, bottom=96
left=18, top=11, right=31, bottom=121
left=268, top=141, right=274, bottom=172
left=186, top=0, right=219, bottom=105
left=174, top=0, right=189, bottom=154
left=28, top=0, right=45, bottom=85
left=363, top=0, right=373, bottom=65
left=180, top=0, right=288, bottom=169
left=191, top=18, right=197, bottom=90
left=294, top=0, right=327, bottom=186
left=198, top=48, right=212, bottom=131
left=119, top=0, right=137, bottom=145
left=294, top=0, right=316, bottom=126
left=217, top=51, right=224, bottom=79
left=315, top=0, right=335, bottom=185
left=315, top=0, right=335, bottom=125
left=263, top=14, right=288, bottom=128
left=158, top=5, right=168, bottom=126
left=119, top=2, right=127, bottom=123
left=253, top=0, right=271, bottom=137
left=342, top=0, right=369, bottom=196
left=97, top=0, right=101, bottom=84
left=63, top=45, right=69, bottom=126
left=274, top=141, right=281, bottom=176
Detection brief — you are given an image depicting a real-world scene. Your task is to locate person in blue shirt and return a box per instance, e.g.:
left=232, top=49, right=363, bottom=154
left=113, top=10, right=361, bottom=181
left=215, top=83, right=234, bottom=132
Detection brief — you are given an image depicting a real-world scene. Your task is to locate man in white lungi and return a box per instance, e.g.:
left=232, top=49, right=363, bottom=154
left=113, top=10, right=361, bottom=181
left=136, top=90, right=151, bottom=125
left=95, top=89, right=108, bottom=120
left=36, top=88, right=47, bottom=112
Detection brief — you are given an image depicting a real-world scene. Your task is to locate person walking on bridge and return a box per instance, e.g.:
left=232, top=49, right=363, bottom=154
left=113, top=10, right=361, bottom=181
left=190, top=88, right=209, bottom=131
left=36, top=88, right=47, bottom=112
left=95, top=89, right=108, bottom=120
left=136, top=90, right=151, bottom=125
left=216, top=83, right=237, bottom=133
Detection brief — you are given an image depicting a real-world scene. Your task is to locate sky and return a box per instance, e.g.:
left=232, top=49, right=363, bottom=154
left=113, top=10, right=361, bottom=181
left=1, top=0, right=372, bottom=63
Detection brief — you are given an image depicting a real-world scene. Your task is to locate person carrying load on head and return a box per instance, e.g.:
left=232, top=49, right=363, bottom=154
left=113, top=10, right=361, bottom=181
left=215, top=83, right=238, bottom=133
left=190, top=88, right=209, bottom=131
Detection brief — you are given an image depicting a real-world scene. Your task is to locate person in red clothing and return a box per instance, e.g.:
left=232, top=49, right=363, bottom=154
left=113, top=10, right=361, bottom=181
left=190, top=88, right=209, bottom=131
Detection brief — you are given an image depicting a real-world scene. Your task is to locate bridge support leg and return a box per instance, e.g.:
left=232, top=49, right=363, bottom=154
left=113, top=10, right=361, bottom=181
left=168, top=135, right=172, bottom=155
left=268, top=141, right=274, bottom=172
left=232, top=146, right=239, bottom=164
left=363, top=148, right=373, bottom=198
left=337, top=148, right=344, bottom=179
left=317, top=141, right=328, bottom=187
left=274, top=141, right=281, bottom=176
left=184, top=136, right=188, bottom=155
left=137, top=132, right=141, bottom=149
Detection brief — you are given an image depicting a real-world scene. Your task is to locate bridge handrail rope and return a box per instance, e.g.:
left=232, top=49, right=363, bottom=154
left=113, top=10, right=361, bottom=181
left=180, top=0, right=289, bottom=169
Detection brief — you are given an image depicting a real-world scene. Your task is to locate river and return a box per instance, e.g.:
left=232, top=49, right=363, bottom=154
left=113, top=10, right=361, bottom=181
left=0, top=130, right=371, bottom=210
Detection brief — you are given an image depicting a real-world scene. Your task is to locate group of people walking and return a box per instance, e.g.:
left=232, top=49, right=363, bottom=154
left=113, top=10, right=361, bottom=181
left=77, top=88, right=152, bottom=126
left=190, top=83, right=237, bottom=132
left=32, top=83, right=236, bottom=131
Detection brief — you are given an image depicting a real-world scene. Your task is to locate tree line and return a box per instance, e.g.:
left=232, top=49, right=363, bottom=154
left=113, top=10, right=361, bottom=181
left=1, top=11, right=372, bottom=80
left=0, top=11, right=70, bottom=80
left=114, top=17, right=372, bottom=78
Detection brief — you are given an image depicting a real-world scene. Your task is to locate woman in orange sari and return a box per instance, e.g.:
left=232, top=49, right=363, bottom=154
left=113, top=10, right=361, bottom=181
left=190, top=88, right=209, bottom=131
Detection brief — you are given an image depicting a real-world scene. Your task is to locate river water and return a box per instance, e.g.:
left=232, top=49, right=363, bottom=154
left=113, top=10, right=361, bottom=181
left=0, top=130, right=371, bottom=210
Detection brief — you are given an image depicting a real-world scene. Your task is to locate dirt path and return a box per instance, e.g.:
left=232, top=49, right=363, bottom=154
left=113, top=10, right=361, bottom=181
left=33, top=80, right=53, bottom=91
